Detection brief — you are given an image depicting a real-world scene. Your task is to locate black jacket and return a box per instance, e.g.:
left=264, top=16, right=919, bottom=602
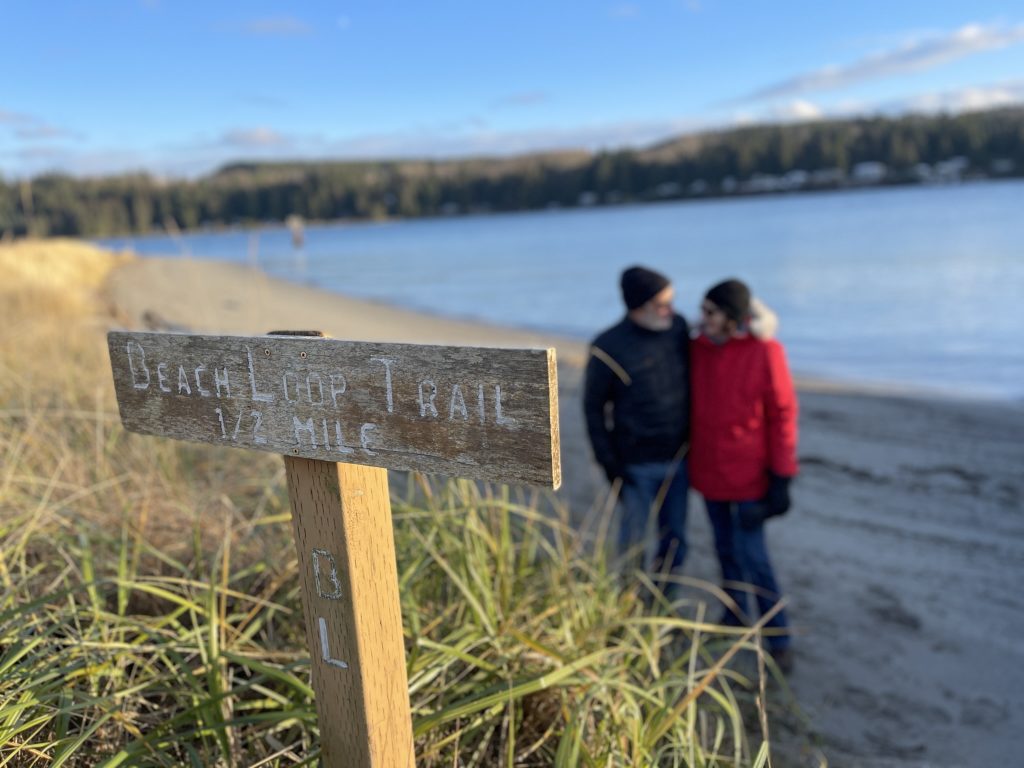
left=583, top=314, right=691, bottom=473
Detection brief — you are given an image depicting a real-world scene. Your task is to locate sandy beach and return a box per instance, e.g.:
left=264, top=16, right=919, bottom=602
left=104, top=255, right=1024, bottom=766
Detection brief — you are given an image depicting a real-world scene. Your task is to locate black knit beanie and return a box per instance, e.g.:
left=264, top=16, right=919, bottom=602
left=705, top=279, right=751, bottom=322
left=620, top=266, right=670, bottom=310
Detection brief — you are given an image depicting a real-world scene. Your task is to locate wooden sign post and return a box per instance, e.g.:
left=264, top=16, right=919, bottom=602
left=107, top=330, right=561, bottom=767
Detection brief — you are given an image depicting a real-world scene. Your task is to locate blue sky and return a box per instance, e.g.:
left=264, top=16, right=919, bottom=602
left=2, top=1, right=1023, bottom=178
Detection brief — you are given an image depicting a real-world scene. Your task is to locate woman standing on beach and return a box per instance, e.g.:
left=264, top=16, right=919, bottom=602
left=690, top=279, right=799, bottom=671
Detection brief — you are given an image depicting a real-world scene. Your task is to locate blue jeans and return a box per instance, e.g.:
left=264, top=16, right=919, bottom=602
left=705, top=500, right=790, bottom=650
left=619, top=460, right=689, bottom=583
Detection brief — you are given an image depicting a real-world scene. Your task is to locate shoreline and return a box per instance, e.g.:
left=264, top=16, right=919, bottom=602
left=94, top=176, right=1024, bottom=241
left=790, top=369, right=1024, bottom=408
left=105, top=251, right=1021, bottom=407
left=104, top=255, right=586, bottom=354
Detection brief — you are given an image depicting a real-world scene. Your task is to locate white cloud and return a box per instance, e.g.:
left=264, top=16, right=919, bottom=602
left=769, top=99, right=825, bottom=121
left=891, top=79, right=1024, bottom=113
left=609, top=4, right=640, bottom=19
left=15, top=124, right=72, bottom=140
left=491, top=91, right=548, bottom=109
left=739, top=22, right=1024, bottom=102
left=728, top=79, right=1024, bottom=126
left=236, top=93, right=288, bottom=108
left=13, top=146, right=66, bottom=160
left=727, top=100, right=825, bottom=128
left=1, top=146, right=152, bottom=178
left=0, top=109, right=35, bottom=125
left=315, top=116, right=702, bottom=159
left=219, top=128, right=290, bottom=148
left=0, top=109, right=76, bottom=142
left=239, top=16, right=312, bottom=37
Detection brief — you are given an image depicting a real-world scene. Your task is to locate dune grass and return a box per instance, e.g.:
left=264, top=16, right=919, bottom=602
left=1, top=240, right=791, bottom=766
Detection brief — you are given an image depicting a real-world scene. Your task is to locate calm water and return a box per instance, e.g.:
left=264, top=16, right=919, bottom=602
left=101, top=181, right=1024, bottom=401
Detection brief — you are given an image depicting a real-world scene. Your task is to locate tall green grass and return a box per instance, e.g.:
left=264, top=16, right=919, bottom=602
left=1, top=250, right=795, bottom=766
left=2, top=476, right=786, bottom=766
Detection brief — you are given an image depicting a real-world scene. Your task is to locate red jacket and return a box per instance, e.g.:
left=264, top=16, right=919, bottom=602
left=689, top=333, right=799, bottom=501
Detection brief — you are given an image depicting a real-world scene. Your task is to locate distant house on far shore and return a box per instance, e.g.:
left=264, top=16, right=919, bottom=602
left=654, top=182, right=682, bottom=198
left=852, top=161, right=888, bottom=184
left=991, top=158, right=1016, bottom=175
left=934, top=157, right=969, bottom=182
left=783, top=170, right=809, bottom=190
left=913, top=163, right=934, bottom=182
left=810, top=167, right=845, bottom=186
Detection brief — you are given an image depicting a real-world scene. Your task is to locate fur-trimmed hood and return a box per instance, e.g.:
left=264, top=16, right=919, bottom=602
left=748, top=296, right=778, bottom=341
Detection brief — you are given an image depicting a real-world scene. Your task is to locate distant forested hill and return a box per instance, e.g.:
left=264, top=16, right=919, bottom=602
left=2, top=107, right=1022, bottom=238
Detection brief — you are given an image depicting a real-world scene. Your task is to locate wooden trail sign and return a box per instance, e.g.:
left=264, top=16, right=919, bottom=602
left=107, top=329, right=561, bottom=767
left=108, top=331, right=560, bottom=487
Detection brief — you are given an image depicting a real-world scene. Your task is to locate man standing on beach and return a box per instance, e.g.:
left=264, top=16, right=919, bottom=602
left=583, top=266, right=691, bottom=589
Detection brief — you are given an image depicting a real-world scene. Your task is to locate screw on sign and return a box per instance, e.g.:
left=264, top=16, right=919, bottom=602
left=107, top=329, right=561, bottom=767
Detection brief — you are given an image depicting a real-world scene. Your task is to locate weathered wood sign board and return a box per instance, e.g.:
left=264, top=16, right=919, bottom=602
left=108, top=331, right=561, bottom=488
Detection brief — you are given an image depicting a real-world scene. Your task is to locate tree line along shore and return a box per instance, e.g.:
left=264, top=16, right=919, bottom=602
left=2, top=106, right=1022, bottom=239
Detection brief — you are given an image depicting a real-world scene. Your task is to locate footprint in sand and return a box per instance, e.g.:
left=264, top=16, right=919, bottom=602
left=862, top=584, right=922, bottom=631
left=960, top=697, right=1009, bottom=728
left=838, top=684, right=877, bottom=711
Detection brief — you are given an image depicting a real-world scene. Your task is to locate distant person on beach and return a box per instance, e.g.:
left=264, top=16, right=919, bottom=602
left=583, top=266, right=691, bottom=588
left=690, top=278, right=799, bottom=670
